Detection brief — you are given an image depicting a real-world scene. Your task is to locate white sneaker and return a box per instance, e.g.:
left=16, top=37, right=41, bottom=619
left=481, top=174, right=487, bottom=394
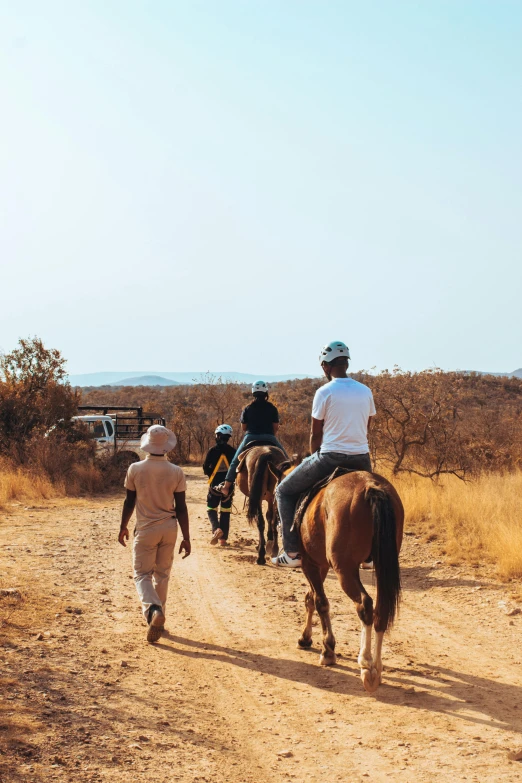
left=360, top=561, right=373, bottom=570
left=271, top=551, right=302, bottom=568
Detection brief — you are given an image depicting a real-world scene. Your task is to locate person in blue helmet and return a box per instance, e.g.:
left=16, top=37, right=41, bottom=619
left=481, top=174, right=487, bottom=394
left=214, top=380, right=287, bottom=500
left=272, top=341, right=376, bottom=568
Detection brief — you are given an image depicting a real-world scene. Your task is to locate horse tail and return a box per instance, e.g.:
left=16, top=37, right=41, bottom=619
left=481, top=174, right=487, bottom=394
left=365, top=485, right=401, bottom=630
left=246, top=452, right=272, bottom=524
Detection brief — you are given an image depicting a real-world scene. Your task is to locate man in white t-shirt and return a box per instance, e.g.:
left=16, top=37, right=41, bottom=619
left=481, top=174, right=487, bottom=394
left=118, top=425, right=191, bottom=642
left=272, top=341, right=375, bottom=568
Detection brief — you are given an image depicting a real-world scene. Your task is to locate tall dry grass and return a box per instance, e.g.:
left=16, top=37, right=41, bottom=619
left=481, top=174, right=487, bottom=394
left=0, top=463, right=60, bottom=509
left=0, top=459, right=109, bottom=510
left=393, top=470, right=522, bottom=579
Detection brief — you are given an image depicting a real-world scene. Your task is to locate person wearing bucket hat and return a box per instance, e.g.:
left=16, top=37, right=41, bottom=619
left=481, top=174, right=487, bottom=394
left=118, top=425, right=191, bottom=643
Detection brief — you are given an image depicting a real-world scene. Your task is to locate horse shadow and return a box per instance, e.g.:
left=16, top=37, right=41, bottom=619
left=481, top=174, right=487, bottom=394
left=159, top=633, right=522, bottom=735
left=324, top=566, right=499, bottom=592
left=393, top=564, right=499, bottom=591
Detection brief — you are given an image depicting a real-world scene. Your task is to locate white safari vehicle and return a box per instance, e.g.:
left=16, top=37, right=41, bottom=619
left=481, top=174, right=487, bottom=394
left=73, top=406, right=167, bottom=469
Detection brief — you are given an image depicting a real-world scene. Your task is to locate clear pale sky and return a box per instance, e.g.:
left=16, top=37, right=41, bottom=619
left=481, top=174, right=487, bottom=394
left=1, top=1, right=521, bottom=376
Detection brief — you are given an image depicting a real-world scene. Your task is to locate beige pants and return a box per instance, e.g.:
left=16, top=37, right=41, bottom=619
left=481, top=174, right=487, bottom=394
left=133, top=517, right=178, bottom=620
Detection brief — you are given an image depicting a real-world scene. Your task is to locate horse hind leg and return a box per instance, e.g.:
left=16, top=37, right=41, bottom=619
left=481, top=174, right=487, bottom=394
left=316, top=590, right=336, bottom=666
left=372, top=630, right=384, bottom=683
left=336, top=568, right=380, bottom=692
left=356, top=592, right=374, bottom=669
left=372, top=599, right=390, bottom=684
left=256, top=508, right=266, bottom=565
left=301, top=560, right=335, bottom=665
left=297, top=589, right=315, bottom=649
left=265, top=498, right=277, bottom=557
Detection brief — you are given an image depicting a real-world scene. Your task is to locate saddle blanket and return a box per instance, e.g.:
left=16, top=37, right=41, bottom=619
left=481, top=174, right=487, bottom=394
left=236, top=442, right=286, bottom=474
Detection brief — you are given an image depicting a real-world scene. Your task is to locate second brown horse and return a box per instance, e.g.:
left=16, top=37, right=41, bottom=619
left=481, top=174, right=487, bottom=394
left=236, top=445, right=290, bottom=565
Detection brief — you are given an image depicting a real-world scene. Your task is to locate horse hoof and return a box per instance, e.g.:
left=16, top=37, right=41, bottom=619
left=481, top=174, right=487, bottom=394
left=319, top=652, right=336, bottom=666
left=256, top=559, right=266, bottom=566
left=297, top=638, right=313, bottom=649
left=361, top=667, right=381, bottom=693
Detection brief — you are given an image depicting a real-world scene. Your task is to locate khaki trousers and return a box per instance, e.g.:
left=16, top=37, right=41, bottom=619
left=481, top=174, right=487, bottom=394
left=133, top=517, right=178, bottom=620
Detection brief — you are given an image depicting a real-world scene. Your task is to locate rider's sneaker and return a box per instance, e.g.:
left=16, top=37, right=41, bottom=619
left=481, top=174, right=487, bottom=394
left=271, top=551, right=302, bottom=568
left=360, top=560, right=373, bottom=570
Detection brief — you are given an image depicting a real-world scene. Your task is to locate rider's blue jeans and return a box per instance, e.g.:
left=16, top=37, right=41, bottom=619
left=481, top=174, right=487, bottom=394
left=276, top=451, right=372, bottom=553
left=225, top=433, right=288, bottom=483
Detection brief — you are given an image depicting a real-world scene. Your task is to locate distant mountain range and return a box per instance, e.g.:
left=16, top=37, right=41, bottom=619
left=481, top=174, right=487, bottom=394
left=69, top=371, right=312, bottom=387
left=68, top=368, right=522, bottom=387
left=109, top=375, right=181, bottom=387
left=485, top=368, right=522, bottom=378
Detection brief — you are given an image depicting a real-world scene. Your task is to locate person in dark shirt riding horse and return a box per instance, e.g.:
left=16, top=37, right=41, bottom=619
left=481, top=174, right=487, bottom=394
left=214, top=381, right=287, bottom=500
left=203, top=425, right=236, bottom=546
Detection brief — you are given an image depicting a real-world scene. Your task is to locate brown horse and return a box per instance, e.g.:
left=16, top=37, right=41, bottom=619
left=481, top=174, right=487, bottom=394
left=296, top=470, right=404, bottom=692
left=236, top=445, right=290, bottom=565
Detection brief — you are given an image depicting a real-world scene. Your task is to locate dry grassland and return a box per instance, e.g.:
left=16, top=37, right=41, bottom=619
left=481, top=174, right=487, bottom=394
left=0, top=461, right=105, bottom=510
left=394, top=471, right=522, bottom=579
left=1, top=460, right=521, bottom=578
left=0, top=463, right=59, bottom=509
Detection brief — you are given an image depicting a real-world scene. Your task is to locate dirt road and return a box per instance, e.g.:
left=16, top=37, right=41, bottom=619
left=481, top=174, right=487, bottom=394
left=1, top=468, right=522, bottom=782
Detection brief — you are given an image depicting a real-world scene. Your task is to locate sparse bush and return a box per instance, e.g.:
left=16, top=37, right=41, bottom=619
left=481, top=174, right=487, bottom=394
left=0, top=337, right=81, bottom=463
left=0, top=337, right=118, bottom=499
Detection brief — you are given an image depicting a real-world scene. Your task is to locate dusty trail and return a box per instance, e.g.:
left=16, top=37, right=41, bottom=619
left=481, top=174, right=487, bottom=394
left=1, top=468, right=522, bottom=782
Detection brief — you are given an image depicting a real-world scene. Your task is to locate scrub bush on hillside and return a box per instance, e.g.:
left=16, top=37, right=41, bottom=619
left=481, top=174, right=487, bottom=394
left=80, top=370, right=522, bottom=477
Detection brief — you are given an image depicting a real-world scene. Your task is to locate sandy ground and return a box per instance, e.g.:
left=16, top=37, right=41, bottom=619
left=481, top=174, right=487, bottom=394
left=1, top=467, right=522, bottom=783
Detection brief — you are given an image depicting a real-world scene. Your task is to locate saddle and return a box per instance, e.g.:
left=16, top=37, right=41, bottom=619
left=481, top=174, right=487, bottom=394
left=236, top=442, right=286, bottom=474
left=292, top=466, right=355, bottom=531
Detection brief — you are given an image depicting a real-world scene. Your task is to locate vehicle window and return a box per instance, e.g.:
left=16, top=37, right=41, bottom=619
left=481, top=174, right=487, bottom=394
left=89, top=420, right=106, bottom=438
left=104, top=420, right=114, bottom=437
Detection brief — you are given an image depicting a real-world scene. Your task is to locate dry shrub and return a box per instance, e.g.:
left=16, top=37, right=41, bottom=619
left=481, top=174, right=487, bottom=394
left=393, top=470, right=522, bottom=579
left=0, top=460, right=61, bottom=509
left=81, top=371, right=522, bottom=472
left=64, top=463, right=106, bottom=495
left=0, top=460, right=117, bottom=508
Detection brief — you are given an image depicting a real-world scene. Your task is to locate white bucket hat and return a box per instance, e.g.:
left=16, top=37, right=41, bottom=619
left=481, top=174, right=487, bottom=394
left=140, top=424, right=177, bottom=454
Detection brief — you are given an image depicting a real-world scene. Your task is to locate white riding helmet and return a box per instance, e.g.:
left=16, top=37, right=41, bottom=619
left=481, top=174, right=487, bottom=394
left=319, top=341, right=351, bottom=364
left=215, top=424, right=233, bottom=437
left=252, top=380, right=269, bottom=394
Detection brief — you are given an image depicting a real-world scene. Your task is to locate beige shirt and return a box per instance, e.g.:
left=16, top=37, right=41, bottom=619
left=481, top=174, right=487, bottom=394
left=124, top=455, right=187, bottom=530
